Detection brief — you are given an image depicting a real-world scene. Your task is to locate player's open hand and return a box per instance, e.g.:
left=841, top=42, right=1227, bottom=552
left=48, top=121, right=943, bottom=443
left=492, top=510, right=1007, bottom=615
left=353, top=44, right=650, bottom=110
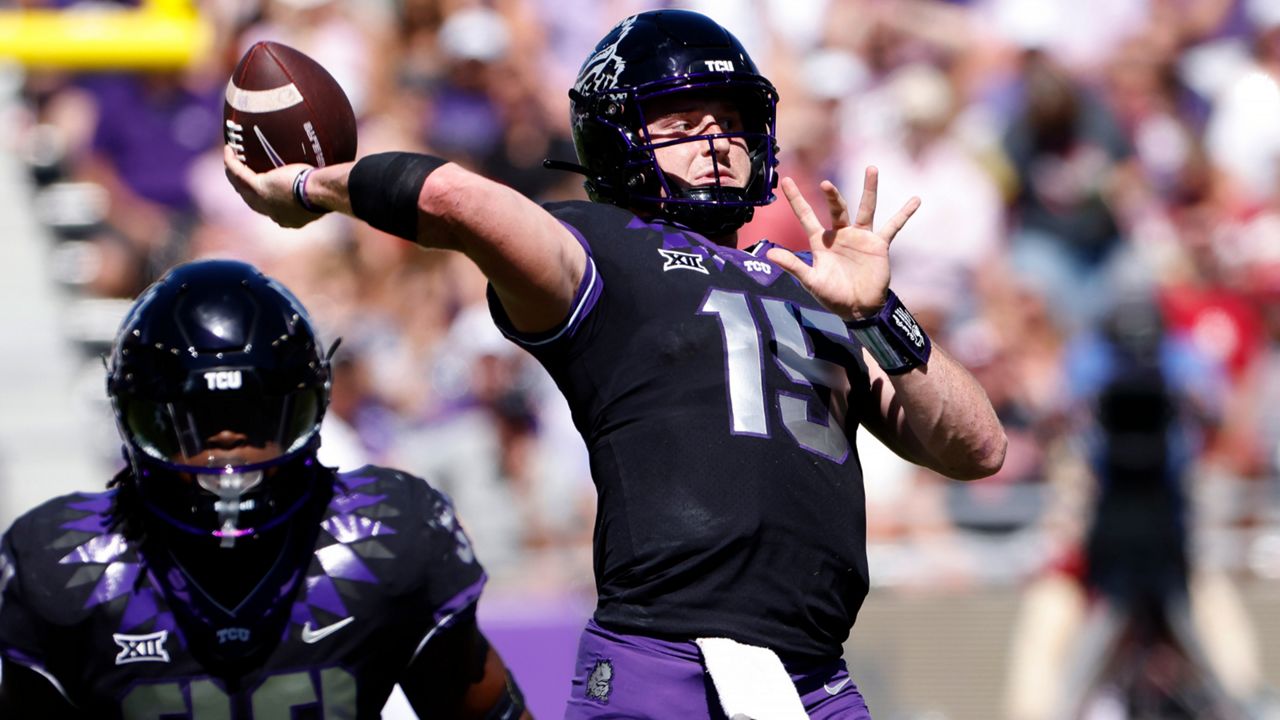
left=223, top=145, right=325, bottom=229
left=766, top=168, right=919, bottom=320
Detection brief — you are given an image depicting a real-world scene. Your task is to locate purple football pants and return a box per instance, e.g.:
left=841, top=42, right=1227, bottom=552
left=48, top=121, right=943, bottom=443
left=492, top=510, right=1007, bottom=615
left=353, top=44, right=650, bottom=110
left=564, top=620, right=872, bottom=719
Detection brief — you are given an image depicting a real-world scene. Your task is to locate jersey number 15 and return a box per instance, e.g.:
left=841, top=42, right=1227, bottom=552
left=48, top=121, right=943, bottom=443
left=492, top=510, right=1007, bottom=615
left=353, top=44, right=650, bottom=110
left=700, top=289, right=854, bottom=462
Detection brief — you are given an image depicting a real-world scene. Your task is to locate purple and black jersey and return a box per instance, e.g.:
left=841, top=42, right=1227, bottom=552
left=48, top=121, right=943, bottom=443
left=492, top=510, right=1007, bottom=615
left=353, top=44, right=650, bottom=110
left=488, top=200, right=873, bottom=663
left=0, top=466, right=484, bottom=718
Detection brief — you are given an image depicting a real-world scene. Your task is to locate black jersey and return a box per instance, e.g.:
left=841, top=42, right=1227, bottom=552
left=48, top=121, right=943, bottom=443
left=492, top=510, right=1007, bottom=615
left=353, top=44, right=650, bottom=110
left=0, top=466, right=484, bottom=718
left=488, top=201, right=872, bottom=662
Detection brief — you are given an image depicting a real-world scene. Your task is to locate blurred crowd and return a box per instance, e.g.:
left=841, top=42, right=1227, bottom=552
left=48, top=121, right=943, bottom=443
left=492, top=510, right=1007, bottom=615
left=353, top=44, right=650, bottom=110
left=7, top=0, right=1280, bottom=652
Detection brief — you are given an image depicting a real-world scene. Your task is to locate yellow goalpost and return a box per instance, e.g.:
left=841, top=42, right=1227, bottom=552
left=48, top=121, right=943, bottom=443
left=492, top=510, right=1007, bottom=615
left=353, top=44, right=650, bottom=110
left=0, top=0, right=211, bottom=70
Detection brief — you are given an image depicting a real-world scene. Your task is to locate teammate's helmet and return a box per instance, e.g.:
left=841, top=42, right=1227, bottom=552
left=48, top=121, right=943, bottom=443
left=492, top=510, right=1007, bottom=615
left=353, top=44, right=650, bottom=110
left=569, top=10, right=779, bottom=237
left=106, top=259, right=331, bottom=547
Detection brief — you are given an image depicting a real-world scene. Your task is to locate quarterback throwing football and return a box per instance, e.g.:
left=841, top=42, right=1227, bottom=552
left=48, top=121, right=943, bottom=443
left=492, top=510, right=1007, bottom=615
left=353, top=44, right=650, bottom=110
left=225, top=10, right=1006, bottom=718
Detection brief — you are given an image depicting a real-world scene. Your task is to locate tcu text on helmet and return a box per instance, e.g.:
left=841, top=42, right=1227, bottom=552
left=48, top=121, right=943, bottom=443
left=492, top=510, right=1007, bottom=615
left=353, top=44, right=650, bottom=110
left=204, top=370, right=243, bottom=390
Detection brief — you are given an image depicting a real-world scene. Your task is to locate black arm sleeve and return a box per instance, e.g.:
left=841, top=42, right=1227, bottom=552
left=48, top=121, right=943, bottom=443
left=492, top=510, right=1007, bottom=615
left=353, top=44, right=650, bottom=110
left=348, top=152, right=447, bottom=242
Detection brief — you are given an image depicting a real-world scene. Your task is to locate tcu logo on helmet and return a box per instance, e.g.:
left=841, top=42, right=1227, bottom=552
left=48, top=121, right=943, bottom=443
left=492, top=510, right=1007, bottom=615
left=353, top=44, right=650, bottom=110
left=704, top=60, right=735, bottom=72
left=574, top=15, right=637, bottom=94
left=204, top=370, right=243, bottom=390
left=217, top=627, right=251, bottom=644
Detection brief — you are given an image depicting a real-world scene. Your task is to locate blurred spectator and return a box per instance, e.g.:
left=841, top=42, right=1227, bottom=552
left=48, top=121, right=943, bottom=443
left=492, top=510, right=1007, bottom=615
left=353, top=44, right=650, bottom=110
left=55, top=66, right=220, bottom=296
left=1001, top=50, right=1139, bottom=333
left=1103, top=31, right=1212, bottom=204
left=740, top=46, right=864, bottom=251
left=1155, top=199, right=1267, bottom=466
left=1005, top=286, right=1264, bottom=718
left=421, top=6, right=511, bottom=164
left=1247, top=283, right=1280, bottom=500
left=943, top=319, right=1050, bottom=556
left=1205, top=0, right=1280, bottom=208
left=840, top=61, right=1004, bottom=330
left=979, top=0, right=1151, bottom=76
left=1073, top=290, right=1221, bottom=603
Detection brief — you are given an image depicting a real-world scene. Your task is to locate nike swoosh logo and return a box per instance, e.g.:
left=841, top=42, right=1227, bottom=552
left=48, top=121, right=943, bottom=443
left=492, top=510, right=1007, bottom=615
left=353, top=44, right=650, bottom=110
left=824, top=677, right=851, bottom=695
left=301, top=616, right=355, bottom=644
left=253, top=125, right=286, bottom=168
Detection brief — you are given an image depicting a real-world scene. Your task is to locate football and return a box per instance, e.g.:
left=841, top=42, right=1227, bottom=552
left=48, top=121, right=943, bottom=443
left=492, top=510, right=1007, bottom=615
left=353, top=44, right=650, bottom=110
left=223, top=41, right=357, bottom=174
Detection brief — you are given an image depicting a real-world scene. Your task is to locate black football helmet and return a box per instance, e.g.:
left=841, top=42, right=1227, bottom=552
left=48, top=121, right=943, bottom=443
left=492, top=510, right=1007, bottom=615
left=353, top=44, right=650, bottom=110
left=566, top=10, right=779, bottom=237
left=106, top=259, right=331, bottom=547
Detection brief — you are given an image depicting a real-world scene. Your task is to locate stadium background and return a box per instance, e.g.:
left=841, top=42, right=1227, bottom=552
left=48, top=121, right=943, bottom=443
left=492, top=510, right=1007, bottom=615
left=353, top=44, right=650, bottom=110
left=2, top=0, right=1280, bottom=717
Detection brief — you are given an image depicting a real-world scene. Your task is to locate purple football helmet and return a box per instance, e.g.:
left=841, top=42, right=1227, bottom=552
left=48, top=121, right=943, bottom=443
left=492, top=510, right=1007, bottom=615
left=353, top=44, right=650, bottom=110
left=567, top=10, right=779, bottom=237
left=106, top=259, right=332, bottom=547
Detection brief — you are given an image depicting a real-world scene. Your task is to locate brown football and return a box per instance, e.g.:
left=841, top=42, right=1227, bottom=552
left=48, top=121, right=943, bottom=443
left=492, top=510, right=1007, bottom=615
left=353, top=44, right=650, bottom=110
left=223, top=41, right=357, bottom=173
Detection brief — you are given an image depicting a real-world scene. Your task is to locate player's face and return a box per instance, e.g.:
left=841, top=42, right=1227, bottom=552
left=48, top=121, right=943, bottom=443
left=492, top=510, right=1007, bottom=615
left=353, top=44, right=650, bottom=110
left=643, top=93, right=751, bottom=192
left=172, top=430, right=284, bottom=469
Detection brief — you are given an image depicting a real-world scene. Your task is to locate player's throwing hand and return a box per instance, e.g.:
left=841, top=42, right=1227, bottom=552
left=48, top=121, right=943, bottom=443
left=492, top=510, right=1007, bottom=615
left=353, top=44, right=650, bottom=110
left=223, top=146, right=328, bottom=229
left=767, top=167, right=921, bottom=321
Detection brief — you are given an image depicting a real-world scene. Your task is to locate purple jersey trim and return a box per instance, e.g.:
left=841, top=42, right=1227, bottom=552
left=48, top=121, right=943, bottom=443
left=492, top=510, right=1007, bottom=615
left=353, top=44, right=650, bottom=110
left=489, top=220, right=604, bottom=348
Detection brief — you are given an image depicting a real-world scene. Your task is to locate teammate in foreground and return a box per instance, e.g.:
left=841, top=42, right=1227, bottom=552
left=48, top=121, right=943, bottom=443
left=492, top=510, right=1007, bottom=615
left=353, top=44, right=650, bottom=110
left=225, top=10, right=1006, bottom=717
left=0, top=260, right=528, bottom=719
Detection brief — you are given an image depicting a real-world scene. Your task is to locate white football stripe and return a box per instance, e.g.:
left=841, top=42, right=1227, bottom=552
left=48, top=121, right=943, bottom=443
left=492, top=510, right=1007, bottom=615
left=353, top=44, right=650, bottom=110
left=225, top=81, right=304, bottom=114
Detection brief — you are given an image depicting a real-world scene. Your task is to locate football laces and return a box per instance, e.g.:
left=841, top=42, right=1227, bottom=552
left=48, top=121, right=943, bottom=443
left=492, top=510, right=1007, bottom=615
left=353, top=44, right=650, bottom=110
left=224, top=119, right=247, bottom=162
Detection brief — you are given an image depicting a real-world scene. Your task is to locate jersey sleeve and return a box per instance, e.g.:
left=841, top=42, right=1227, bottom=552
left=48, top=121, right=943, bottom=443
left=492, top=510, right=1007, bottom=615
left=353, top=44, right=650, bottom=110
left=0, top=521, right=57, bottom=683
left=485, top=200, right=619, bottom=356
left=399, top=475, right=488, bottom=648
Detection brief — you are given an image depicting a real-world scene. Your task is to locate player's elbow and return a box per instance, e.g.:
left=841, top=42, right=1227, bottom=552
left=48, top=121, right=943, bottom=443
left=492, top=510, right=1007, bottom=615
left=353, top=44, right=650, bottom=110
left=950, top=429, right=1007, bottom=481
left=422, top=162, right=517, bottom=249
left=417, top=162, right=478, bottom=247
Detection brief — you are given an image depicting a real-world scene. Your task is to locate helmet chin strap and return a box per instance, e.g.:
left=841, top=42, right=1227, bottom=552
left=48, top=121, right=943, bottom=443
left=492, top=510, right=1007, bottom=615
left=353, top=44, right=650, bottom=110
left=198, top=470, right=264, bottom=548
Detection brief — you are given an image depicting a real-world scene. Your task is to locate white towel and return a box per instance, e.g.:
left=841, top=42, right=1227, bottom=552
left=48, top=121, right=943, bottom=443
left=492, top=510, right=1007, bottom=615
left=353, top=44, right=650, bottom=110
left=695, top=637, right=809, bottom=720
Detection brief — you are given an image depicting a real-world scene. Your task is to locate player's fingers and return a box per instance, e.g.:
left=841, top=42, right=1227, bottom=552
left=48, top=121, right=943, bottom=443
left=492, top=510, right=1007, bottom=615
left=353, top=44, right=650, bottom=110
left=878, top=196, right=921, bottom=246
left=223, top=145, right=256, bottom=189
left=766, top=246, right=811, bottom=285
left=781, top=176, right=826, bottom=239
left=853, top=167, right=878, bottom=229
left=223, top=143, right=242, bottom=173
left=821, top=180, right=851, bottom=229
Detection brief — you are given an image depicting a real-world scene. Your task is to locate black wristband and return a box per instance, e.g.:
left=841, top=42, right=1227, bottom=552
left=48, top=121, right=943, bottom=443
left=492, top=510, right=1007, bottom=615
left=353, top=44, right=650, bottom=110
left=846, top=290, right=931, bottom=374
left=348, top=152, right=447, bottom=242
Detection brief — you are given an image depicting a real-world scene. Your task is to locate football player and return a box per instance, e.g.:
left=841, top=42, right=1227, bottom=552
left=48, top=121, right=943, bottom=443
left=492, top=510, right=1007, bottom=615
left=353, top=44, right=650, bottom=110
left=225, top=10, right=1007, bottom=718
left=0, top=260, right=529, bottom=719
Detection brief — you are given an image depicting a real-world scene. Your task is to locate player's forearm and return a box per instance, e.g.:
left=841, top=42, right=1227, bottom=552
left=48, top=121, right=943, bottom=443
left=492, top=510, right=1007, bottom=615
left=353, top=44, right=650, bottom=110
left=300, top=162, right=354, bottom=215
left=873, top=345, right=1007, bottom=481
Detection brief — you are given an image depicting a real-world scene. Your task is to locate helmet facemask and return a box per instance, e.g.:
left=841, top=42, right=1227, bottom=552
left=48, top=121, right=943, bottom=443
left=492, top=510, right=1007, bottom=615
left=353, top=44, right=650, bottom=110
left=118, top=377, right=326, bottom=548
left=577, top=79, right=778, bottom=237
